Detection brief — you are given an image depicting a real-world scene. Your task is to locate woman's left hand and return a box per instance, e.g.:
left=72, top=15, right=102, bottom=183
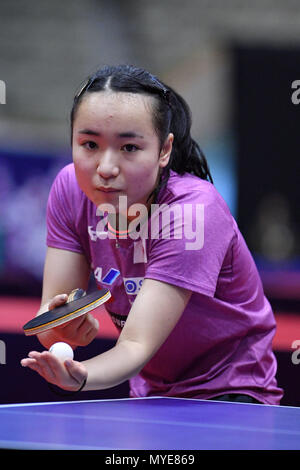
left=21, top=351, right=87, bottom=392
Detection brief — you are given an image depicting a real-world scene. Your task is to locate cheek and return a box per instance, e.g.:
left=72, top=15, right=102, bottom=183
left=126, top=162, right=160, bottom=197
left=73, top=159, right=93, bottom=194
left=73, top=149, right=93, bottom=176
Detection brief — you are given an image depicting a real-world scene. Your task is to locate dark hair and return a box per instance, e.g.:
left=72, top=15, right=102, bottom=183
left=71, top=64, right=213, bottom=199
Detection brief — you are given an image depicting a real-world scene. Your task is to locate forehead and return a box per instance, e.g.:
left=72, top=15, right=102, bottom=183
left=74, top=91, right=155, bottom=134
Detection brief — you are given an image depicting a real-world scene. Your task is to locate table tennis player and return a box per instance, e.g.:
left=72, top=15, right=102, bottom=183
left=21, top=64, right=283, bottom=405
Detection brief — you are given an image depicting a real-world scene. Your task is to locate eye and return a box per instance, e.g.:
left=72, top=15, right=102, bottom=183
left=122, top=144, right=139, bottom=153
left=82, top=141, right=98, bottom=150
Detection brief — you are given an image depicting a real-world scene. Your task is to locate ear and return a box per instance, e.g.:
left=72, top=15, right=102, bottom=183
left=159, top=133, right=174, bottom=168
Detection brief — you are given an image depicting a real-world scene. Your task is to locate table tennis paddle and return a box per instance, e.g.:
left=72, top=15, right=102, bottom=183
left=23, top=287, right=111, bottom=336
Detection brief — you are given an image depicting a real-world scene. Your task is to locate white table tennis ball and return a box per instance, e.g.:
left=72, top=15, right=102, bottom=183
left=49, top=342, right=74, bottom=361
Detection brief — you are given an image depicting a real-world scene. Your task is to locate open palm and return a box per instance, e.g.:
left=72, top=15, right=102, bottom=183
left=21, top=351, right=87, bottom=392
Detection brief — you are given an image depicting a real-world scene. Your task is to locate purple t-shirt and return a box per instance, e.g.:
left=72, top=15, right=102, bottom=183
left=46, top=163, right=283, bottom=404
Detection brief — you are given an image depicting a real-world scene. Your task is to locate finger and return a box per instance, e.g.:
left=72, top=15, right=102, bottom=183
left=37, top=294, right=68, bottom=317
left=21, top=357, right=33, bottom=366
left=55, top=314, right=87, bottom=341
left=56, top=314, right=98, bottom=346
left=83, top=325, right=99, bottom=345
left=26, top=351, right=56, bottom=381
left=39, top=350, right=69, bottom=374
left=77, top=314, right=99, bottom=339
left=37, top=351, right=57, bottom=381
left=31, top=351, right=60, bottom=380
left=21, top=357, right=38, bottom=368
left=85, top=317, right=99, bottom=342
left=86, top=313, right=99, bottom=331
left=45, top=351, right=71, bottom=377
left=21, top=357, right=44, bottom=376
left=48, top=294, right=68, bottom=310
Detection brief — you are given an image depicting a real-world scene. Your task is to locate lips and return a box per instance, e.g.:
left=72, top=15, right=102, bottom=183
left=97, top=187, right=121, bottom=193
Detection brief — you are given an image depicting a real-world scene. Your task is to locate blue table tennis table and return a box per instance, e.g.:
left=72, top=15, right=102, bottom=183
left=0, top=397, right=299, bottom=450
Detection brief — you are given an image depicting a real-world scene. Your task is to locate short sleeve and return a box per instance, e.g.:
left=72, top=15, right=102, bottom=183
left=46, top=165, right=84, bottom=254
left=145, top=190, right=234, bottom=297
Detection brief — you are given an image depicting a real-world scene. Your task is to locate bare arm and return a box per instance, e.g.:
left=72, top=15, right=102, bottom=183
left=36, top=247, right=96, bottom=349
left=40, top=247, right=90, bottom=305
left=83, top=278, right=191, bottom=390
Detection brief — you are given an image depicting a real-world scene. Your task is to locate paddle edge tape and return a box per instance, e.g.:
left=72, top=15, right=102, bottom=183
left=23, top=290, right=111, bottom=336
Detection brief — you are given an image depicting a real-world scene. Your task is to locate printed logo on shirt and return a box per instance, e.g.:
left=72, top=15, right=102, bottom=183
left=93, top=268, right=143, bottom=301
left=94, top=267, right=120, bottom=285
left=123, top=277, right=144, bottom=296
left=108, top=311, right=128, bottom=329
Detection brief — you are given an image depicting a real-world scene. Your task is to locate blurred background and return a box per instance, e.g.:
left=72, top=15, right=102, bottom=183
left=0, top=0, right=299, bottom=405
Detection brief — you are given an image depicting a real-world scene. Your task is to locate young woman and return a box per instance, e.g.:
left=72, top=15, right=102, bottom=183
left=21, top=65, right=283, bottom=405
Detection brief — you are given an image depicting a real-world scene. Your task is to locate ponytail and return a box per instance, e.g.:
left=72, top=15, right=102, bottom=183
left=165, top=87, right=213, bottom=183
left=149, top=84, right=213, bottom=202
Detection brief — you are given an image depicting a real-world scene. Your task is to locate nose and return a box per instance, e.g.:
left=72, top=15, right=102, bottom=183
left=96, top=150, right=120, bottom=179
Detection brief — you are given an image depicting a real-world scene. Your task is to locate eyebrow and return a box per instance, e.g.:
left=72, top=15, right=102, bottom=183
left=78, top=129, right=144, bottom=139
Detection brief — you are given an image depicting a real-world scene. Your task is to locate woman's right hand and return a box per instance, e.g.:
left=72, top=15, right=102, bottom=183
left=37, top=293, right=100, bottom=349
